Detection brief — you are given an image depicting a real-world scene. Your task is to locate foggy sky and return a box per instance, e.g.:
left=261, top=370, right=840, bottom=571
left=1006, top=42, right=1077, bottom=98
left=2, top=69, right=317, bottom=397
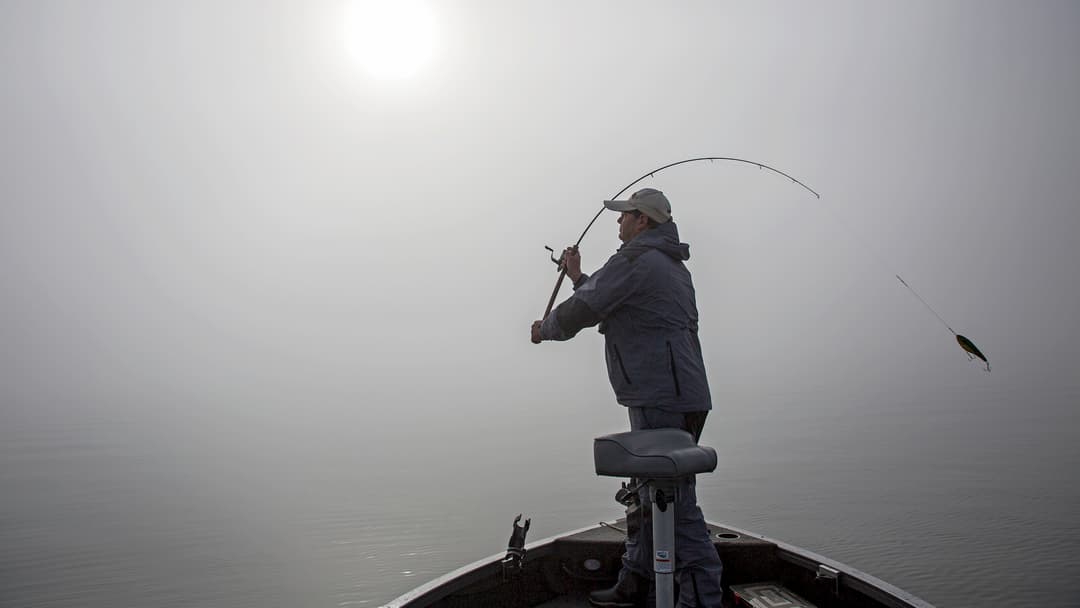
left=3, top=1, right=1077, bottom=424
left=2, top=3, right=1079, bottom=606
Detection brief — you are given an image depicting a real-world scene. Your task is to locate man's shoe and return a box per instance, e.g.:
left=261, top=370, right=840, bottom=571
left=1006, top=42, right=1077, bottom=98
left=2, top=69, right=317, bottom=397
left=588, top=571, right=647, bottom=607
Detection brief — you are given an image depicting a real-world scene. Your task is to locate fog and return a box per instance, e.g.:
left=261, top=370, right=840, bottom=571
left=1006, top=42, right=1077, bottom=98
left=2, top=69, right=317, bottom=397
left=2, top=2, right=1079, bottom=606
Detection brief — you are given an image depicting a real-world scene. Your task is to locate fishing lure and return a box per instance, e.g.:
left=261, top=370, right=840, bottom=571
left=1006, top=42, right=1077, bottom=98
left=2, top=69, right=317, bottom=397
left=896, top=275, right=990, bottom=372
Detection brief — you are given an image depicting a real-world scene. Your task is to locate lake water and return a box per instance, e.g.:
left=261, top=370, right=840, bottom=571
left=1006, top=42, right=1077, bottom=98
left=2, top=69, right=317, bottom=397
left=2, top=382, right=1078, bottom=607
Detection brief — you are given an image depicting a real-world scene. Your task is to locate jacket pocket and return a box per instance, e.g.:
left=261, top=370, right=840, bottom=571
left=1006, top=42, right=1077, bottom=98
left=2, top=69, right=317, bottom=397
left=666, top=341, right=682, bottom=397
left=612, top=343, right=632, bottom=385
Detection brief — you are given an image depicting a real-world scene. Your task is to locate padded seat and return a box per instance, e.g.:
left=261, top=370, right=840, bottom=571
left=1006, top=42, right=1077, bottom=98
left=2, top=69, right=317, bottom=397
left=594, top=429, right=717, bottom=478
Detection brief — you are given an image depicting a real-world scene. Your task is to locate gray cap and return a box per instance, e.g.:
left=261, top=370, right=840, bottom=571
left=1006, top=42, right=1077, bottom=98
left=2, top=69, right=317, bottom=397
left=603, top=187, right=672, bottom=224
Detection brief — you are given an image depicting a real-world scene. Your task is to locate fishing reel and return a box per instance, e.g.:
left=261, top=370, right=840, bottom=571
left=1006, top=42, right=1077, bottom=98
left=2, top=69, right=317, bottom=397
left=545, top=245, right=580, bottom=272
left=544, top=246, right=564, bottom=271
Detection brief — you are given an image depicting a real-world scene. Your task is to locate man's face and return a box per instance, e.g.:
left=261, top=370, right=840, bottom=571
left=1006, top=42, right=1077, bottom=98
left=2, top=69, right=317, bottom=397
left=617, top=210, right=648, bottom=243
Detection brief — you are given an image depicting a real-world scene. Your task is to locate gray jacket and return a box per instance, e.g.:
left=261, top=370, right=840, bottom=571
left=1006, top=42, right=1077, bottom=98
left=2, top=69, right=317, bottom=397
left=540, top=222, right=712, bottom=413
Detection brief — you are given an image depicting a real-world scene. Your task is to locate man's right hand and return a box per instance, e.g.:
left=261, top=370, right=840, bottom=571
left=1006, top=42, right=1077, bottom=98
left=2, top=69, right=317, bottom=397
left=561, top=246, right=581, bottom=282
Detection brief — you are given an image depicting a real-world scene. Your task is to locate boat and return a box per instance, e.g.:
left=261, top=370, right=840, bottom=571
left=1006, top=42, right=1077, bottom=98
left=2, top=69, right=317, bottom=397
left=379, top=517, right=935, bottom=607
left=381, top=430, right=936, bottom=608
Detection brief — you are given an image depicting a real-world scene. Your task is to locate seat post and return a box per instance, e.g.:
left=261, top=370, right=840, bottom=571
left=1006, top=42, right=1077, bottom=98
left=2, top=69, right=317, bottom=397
left=649, top=479, right=677, bottom=608
left=592, top=429, right=718, bottom=608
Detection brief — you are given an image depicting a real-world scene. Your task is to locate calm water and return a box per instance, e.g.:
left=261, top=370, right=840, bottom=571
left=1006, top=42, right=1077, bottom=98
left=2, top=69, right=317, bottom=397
left=2, top=384, right=1078, bottom=608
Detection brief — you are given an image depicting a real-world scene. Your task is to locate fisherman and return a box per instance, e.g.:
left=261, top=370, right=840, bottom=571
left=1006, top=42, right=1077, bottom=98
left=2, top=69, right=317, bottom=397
left=531, top=188, right=723, bottom=607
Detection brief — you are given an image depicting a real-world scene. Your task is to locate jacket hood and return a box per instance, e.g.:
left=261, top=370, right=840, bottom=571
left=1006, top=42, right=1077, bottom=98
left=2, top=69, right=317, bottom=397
left=620, top=221, right=691, bottom=261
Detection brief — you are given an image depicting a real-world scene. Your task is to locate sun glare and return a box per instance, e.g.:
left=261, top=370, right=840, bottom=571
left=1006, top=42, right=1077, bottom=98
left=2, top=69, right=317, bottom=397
left=344, top=0, right=437, bottom=80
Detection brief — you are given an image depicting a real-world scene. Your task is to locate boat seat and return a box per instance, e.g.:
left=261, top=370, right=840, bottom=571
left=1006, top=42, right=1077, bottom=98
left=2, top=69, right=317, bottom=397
left=594, top=429, right=717, bottom=478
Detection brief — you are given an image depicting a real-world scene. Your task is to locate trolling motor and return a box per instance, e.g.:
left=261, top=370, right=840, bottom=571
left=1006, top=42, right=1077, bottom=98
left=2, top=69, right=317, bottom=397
left=501, top=514, right=531, bottom=579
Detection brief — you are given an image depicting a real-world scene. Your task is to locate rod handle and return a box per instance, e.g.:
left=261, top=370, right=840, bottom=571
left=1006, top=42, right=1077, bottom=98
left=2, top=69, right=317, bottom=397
left=543, top=269, right=568, bottom=319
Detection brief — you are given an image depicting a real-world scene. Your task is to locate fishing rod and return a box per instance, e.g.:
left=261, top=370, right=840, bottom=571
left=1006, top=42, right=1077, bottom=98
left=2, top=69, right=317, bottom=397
left=541, top=157, right=819, bottom=318
left=539, top=156, right=990, bottom=372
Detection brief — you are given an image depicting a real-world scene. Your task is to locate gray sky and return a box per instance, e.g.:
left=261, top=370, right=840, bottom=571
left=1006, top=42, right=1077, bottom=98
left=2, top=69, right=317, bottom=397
left=3, top=4, right=1080, bottom=605
left=2, top=1, right=1078, bottom=432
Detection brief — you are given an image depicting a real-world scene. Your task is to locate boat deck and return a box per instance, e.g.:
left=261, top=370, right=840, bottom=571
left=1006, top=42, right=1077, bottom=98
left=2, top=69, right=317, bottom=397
left=535, top=593, right=591, bottom=607
left=533, top=521, right=777, bottom=607
left=381, top=519, right=934, bottom=608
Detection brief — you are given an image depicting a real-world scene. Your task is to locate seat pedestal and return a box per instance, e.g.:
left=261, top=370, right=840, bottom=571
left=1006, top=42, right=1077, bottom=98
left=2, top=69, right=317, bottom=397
left=593, top=429, right=718, bottom=608
left=649, top=479, right=677, bottom=606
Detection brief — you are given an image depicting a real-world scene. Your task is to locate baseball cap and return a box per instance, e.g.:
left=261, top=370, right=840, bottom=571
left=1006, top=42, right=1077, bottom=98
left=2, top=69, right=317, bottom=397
left=603, top=187, right=672, bottom=224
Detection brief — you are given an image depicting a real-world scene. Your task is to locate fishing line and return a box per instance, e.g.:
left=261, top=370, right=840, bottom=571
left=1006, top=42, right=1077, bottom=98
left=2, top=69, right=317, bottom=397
left=895, top=275, right=955, bottom=335
left=776, top=187, right=990, bottom=371
left=805, top=196, right=951, bottom=327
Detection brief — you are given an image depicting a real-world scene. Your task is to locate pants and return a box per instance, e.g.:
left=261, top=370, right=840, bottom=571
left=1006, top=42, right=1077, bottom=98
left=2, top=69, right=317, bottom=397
left=619, top=408, right=724, bottom=607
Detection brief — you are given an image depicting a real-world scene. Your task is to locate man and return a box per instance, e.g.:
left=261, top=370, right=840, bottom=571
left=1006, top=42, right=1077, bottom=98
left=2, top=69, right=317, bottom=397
left=530, top=188, right=723, bottom=607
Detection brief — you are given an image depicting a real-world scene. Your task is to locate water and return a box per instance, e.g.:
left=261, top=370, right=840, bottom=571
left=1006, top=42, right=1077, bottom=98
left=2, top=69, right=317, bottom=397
left=2, top=385, right=1078, bottom=608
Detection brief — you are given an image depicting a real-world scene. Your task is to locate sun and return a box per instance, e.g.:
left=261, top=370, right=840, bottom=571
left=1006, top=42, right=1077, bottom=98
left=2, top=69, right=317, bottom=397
left=343, top=0, right=437, bottom=80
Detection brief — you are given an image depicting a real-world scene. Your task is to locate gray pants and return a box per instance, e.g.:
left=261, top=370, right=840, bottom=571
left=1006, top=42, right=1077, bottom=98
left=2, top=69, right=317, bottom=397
left=620, top=408, right=724, bottom=607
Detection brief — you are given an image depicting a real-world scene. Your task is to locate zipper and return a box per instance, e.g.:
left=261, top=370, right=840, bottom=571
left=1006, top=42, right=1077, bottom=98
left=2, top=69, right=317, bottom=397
left=612, top=344, right=632, bottom=385
left=667, top=341, right=682, bottom=397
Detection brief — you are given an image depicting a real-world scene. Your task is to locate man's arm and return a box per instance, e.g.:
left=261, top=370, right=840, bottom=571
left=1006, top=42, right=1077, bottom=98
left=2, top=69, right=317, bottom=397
left=538, top=296, right=602, bottom=341
left=533, top=247, right=590, bottom=342
left=531, top=251, right=643, bottom=343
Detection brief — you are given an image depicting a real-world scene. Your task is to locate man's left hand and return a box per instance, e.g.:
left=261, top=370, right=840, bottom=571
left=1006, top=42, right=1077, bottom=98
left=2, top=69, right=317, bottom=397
left=531, top=320, right=543, bottom=344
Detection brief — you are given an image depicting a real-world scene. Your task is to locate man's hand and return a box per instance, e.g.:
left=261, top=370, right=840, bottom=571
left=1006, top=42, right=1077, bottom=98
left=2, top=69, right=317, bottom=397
left=531, top=320, right=543, bottom=344
left=561, top=246, right=582, bottom=282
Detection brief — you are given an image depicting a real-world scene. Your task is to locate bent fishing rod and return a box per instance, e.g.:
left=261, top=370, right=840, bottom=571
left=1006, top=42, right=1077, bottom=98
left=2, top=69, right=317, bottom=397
left=537, top=156, right=990, bottom=371
left=541, top=157, right=820, bottom=318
